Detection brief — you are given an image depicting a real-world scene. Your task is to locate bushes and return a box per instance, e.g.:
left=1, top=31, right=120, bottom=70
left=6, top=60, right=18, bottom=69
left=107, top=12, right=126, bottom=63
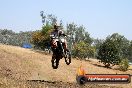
left=72, top=41, right=95, bottom=59
left=31, top=24, right=52, bottom=50
left=97, top=40, right=121, bottom=67
left=119, top=58, right=129, bottom=71
left=97, top=33, right=130, bottom=68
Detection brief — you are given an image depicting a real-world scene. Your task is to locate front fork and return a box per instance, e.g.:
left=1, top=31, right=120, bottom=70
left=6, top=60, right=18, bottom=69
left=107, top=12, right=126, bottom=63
left=58, top=41, right=65, bottom=56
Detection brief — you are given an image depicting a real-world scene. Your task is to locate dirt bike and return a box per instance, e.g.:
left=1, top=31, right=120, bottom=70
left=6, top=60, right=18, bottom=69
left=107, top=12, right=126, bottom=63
left=50, top=34, right=71, bottom=69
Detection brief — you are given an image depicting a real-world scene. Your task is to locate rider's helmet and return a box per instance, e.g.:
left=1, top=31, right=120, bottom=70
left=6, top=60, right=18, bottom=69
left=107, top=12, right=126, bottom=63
left=54, top=23, right=61, bottom=31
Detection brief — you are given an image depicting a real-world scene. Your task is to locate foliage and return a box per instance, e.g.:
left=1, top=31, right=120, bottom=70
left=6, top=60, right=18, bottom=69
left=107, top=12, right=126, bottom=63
left=31, top=13, right=59, bottom=50
left=31, top=24, right=52, bottom=50
left=97, top=33, right=130, bottom=67
left=66, top=23, right=93, bottom=44
left=93, top=38, right=104, bottom=57
left=128, top=41, right=132, bottom=60
left=93, top=38, right=104, bottom=50
left=65, top=23, right=94, bottom=59
left=75, top=26, right=93, bottom=44
left=0, top=29, right=32, bottom=46
left=119, top=58, right=129, bottom=71
left=72, top=41, right=95, bottom=59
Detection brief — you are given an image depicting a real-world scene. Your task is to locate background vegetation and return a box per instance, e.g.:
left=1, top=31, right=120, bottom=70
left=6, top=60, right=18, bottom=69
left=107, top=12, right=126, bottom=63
left=0, top=12, right=131, bottom=70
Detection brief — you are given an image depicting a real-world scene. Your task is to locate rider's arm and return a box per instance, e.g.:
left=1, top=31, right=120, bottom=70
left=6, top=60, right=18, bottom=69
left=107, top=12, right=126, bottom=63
left=50, top=31, right=55, bottom=38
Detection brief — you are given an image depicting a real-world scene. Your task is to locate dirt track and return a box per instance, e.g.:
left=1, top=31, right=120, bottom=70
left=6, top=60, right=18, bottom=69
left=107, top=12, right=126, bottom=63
left=0, top=44, right=132, bottom=88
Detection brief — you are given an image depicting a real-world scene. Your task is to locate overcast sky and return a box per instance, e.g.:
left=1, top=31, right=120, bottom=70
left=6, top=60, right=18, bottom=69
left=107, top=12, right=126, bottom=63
left=0, top=0, right=132, bottom=40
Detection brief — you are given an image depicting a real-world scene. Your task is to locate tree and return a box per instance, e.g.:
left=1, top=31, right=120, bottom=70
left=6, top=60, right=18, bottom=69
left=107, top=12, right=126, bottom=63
left=93, top=38, right=104, bottom=57
left=31, top=12, right=59, bottom=50
left=66, top=23, right=94, bottom=59
left=128, top=41, right=132, bottom=61
left=0, top=29, right=32, bottom=46
left=31, top=24, right=52, bottom=50
left=97, top=33, right=129, bottom=67
left=93, top=38, right=104, bottom=50
left=66, top=23, right=93, bottom=51
left=66, top=23, right=77, bottom=50
left=74, top=25, right=92, bottom=44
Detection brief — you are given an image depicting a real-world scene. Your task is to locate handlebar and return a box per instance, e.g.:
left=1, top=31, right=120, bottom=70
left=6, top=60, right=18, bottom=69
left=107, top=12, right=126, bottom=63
left=50, top=34, right=67, bottom=39
left=50, top=34, right=58, bottom=39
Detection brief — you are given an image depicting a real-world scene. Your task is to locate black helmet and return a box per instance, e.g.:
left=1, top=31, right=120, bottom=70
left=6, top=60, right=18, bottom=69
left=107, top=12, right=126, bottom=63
left=54, top=24, right=58, bottom=29
left=54, top=23, right=60, bottom=30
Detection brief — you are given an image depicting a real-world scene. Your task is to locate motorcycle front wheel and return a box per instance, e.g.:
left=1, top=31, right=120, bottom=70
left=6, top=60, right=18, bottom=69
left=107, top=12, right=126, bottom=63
left=51, top=55, right=60, bottom=69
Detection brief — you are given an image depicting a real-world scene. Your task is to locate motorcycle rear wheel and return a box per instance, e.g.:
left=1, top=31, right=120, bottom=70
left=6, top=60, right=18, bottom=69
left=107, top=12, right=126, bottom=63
left=65, top=50, right=71, bottom=65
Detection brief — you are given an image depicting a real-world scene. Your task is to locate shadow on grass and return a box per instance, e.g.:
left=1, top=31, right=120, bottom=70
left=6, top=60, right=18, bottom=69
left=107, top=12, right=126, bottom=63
left=92, top=63, right=112, bottom=69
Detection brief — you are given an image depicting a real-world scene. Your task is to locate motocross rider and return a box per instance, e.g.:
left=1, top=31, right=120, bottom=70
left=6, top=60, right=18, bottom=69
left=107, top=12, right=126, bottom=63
left=50, top=24, right=68, bottom=55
